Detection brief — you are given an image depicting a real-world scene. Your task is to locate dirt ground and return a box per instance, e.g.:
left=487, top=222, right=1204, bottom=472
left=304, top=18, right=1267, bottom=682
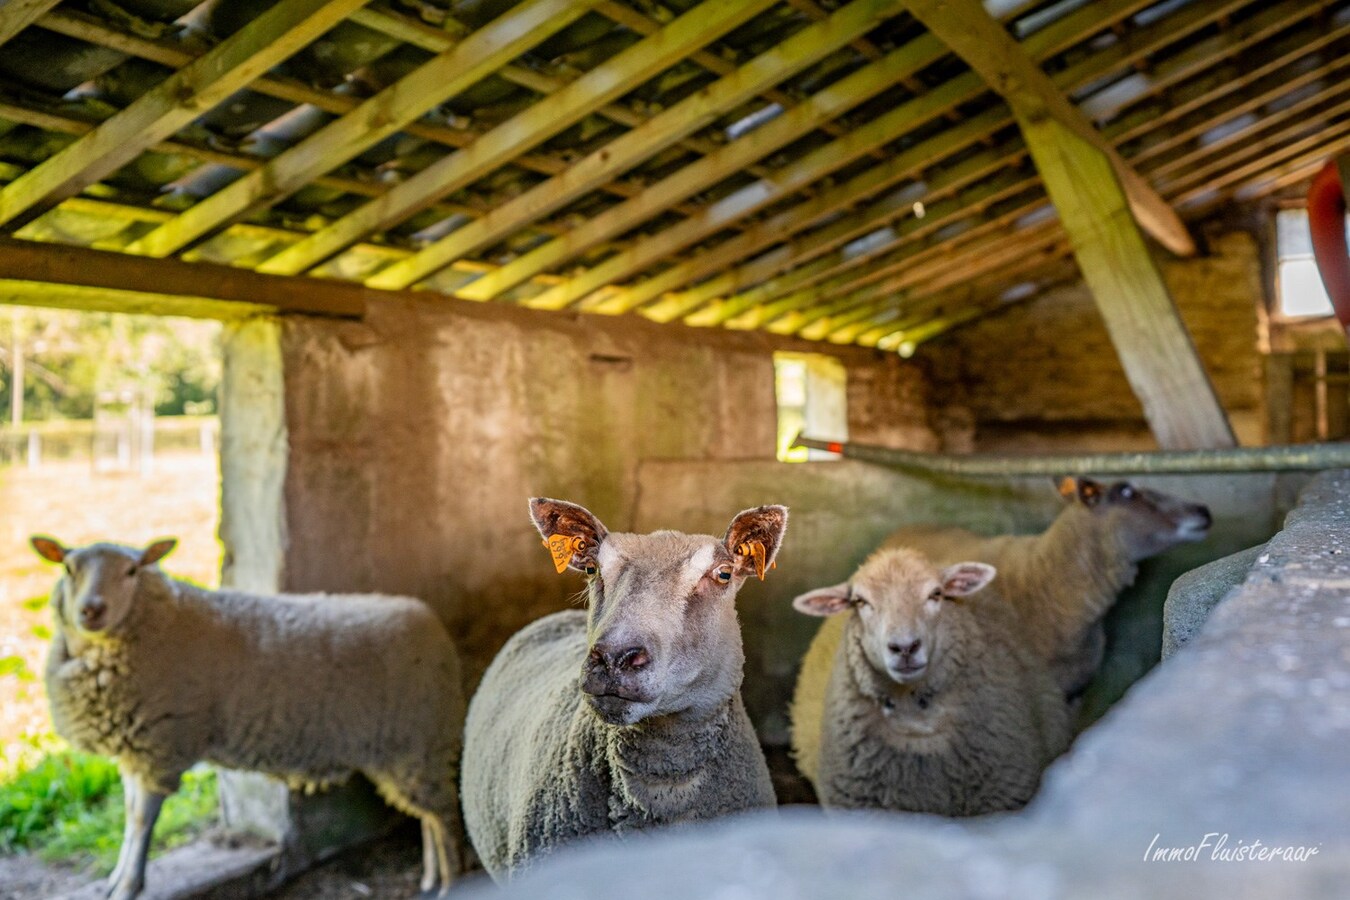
left=0, top=452, right=222, bottom=748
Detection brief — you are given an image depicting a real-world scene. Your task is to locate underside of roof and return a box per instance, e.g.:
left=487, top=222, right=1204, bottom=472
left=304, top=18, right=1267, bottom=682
left=0, top=0, right=1345, bottom=348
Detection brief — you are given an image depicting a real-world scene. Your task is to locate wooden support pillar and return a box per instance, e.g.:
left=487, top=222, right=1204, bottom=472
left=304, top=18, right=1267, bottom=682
left=1018, top=114, right=1235, bottom=449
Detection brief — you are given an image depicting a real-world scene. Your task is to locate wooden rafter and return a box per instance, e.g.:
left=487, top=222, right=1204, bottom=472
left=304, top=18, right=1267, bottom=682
left=899, top=0, right=1196, bottom=256
left=360, top=0, right=911, bottom=292
left=0, top=0, right=369, bottom=231
left=463, top=35, right=954, bottom=305
left=596, top=0, right=1280, bottom=323
left=673, top=0, right=1323, bottom=328
left=0, top=0, right=60, bottom=48
left=252, top=0, right=780, bottom=277
left=124, top=0, right=604, bottom=259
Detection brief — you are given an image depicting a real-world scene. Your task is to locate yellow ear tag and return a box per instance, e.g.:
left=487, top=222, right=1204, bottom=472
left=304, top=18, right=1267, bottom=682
left=737, top=541, right=769, bottom=581
left=545, top=535, right=585, bottom=574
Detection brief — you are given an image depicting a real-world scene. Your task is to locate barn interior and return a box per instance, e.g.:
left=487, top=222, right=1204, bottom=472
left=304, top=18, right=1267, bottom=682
left=0, top=0, right=1347, bottom=895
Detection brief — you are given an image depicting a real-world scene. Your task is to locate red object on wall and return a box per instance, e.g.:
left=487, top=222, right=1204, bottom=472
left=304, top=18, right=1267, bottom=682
left=1307, top=159, right=1350, bottom=333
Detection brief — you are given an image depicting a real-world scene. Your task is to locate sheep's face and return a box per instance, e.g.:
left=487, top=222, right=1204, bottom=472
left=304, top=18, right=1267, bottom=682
left=531, top=499, right=787, bottom=726
left=31, top=537, right=176, bottom=637
left=793, top=549, right=995, bottom=686
left=1059, top=477, right=1212, bottom=560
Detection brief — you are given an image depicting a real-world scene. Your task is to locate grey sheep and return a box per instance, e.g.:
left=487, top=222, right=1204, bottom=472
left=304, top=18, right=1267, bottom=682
left=885, top=477, right=1211, bottom=698
left=32, top=536, right=466, bottom=900
left=790, top=547, right=1070, bottom=815
left=462, top=499, right=787, bottom=879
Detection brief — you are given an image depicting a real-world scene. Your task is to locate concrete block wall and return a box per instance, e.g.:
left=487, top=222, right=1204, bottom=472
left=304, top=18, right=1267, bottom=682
left=936, top=230, right=1266, bottom=451
left=221, top=296, right=949, bottom=691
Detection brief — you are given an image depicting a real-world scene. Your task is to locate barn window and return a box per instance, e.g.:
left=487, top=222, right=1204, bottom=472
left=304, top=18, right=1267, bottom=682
left=1275, top=207, right=1349, bottom=319
left=774, top=353, right=846, bottom=462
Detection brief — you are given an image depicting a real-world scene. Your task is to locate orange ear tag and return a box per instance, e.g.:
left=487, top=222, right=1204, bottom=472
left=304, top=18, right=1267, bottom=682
left=737, top=541, right=769, bottom=581
left=545, top=535, right=585, bottom=574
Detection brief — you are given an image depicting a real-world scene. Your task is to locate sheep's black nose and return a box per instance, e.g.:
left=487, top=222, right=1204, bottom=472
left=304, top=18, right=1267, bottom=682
left=887, top=639, right=922, bottom=656
left=80, top=599, right=106, bottom=625
left=590, top=644, right=651, bottom=672
left=1196, top=506, right=1213, bottom=527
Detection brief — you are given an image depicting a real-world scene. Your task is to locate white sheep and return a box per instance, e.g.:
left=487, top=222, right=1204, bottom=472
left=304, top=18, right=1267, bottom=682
left=789, top=547, right=1070, bottom=814
left=461, top=499, right=787, bottom=879
left=31, top=536, right=466, bottom=900
left=885, top=477, right=1212, bottom=698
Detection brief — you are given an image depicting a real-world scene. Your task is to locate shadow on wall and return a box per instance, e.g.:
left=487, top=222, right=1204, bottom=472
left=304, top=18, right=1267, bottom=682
left=634, top=460, right=1302, bottom=762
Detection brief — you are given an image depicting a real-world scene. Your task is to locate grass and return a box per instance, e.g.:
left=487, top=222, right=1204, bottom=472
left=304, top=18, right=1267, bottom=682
left=0, top=734, right=218, bottom=872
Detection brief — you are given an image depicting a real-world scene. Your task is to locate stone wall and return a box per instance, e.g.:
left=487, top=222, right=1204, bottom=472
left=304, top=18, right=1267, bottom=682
left=936, top=230, right=1267, bottom=450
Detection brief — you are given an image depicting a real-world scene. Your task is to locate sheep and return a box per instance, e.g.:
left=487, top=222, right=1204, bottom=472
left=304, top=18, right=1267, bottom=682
left=30, top=536, right=466, bottom=900
left=885, top=477, right=1212, bottom=699
left=789, top=547, right=1071, bottom=815
left=461, top=499, right=786, bottom=879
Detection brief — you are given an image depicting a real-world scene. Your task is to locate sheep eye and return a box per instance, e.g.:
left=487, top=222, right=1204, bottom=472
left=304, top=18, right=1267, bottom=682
left=928, top=589, right=942, bottom=602
left=126, top=566, right=137, bottom=578
left=1120, top=485, right=1135, bottom=499
left=715, top=567, right=732, bottom=583
left=851, top=594, right=870, bottom=608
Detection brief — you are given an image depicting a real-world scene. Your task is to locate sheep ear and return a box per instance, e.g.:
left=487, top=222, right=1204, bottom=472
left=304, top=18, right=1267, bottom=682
left=792, top=583, right=851, bottom=617
left=529, top=498, right=608, bottom=575
left=725, top=505, right=788, bottom=581
left=941, top=562, right=995, bottom=597
left=1055, top=476, right=1102, bottom=507
left=140, top=539, right=177, bottom=567
left=31, top=536, right=66, bottom=564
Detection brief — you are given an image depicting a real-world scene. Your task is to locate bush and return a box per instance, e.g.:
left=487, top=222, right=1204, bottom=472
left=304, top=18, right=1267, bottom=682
left=0, top=735, right=217, bottom=872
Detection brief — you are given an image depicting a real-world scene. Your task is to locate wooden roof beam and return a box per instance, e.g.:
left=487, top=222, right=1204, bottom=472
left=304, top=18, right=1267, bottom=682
left=360, top=0, right=912, bottom=292
left=613, top=0, right=1286, bottom=323
left=0, top=0, right=368, bottom=231
left=0, top=0, right=60, bottom=48
left=252, top=0, right=776, bottom=277
left=901, top=0, right=1195, bottom=257
left=0, top=237, right=363, bottom=318
left=486, top=39, right=970, bottom=309
left=124, top=0, right=603, bottom=259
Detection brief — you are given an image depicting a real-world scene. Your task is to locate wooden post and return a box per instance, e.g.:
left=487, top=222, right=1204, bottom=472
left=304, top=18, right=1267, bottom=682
left=1018, top=114, right=1235, bottom=449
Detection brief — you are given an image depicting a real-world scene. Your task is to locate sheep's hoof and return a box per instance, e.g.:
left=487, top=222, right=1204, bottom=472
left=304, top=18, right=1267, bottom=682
left=107, top=883, right=143, bottom=900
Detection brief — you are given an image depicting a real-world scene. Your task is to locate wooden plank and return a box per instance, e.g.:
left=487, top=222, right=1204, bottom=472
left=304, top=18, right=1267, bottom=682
left=469, top=36, right=955, bottom=304
left=361, top=0, right=911, bottom=291
left=0, top=0, right=367, bottom=231
left=252, top=0, right=776, bottom=276
left=0, top=0, right=60, bottom=47
left=901, top=0, right=1195, bottom=257
left=0, top=238, right=364, bottom=318
left=125, top=0, right=603, bottom=259
left=1018, top=114, right=1233, bottom=449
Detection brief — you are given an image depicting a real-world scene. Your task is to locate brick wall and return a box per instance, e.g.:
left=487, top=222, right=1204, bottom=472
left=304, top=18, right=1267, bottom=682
left=935, top=230, right=1266, bottom=450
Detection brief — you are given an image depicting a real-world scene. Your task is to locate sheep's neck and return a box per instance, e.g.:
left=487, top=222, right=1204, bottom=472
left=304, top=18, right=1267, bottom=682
left=1011, top=505, right=1138, bottom=646
left=599, top=698, right=737, bottom=824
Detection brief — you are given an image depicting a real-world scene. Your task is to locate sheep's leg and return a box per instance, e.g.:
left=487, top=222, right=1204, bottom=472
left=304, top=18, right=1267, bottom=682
left=420, top=819, right=437, bottom=894
left=107, top=776, right=167, bottom=900
left=107, top=775, right=141, bottom=889
left=425, top=814, right=457, bottom=897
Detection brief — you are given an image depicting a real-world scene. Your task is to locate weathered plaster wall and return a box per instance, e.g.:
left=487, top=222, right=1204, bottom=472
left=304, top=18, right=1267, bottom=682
left=254, top=296, right=944, bottom=689
left=936, top=230, right=1266, bottom=450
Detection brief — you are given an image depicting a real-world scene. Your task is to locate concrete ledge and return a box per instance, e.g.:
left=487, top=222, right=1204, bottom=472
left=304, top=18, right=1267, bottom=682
left=467, top=470, right=1350, bottom=898
left=1161, top=542, right=1265, bottom=658
left=52, top=840, right=279, bottom=900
